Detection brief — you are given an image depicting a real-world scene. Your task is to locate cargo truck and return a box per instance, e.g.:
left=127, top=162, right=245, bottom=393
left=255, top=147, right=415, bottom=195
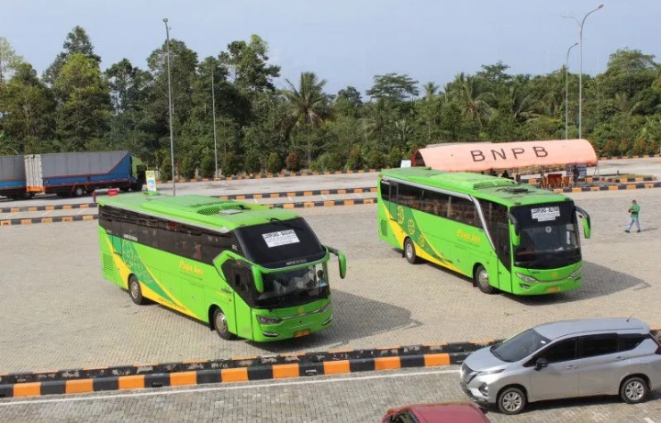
left=22, top=151, right=146, bottom=198
left=0, top=155, right=33, bottom=200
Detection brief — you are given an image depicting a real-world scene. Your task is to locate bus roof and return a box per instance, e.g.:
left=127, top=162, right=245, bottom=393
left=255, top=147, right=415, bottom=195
left=96, top=192, right=302, bottom=231
left=380, top=167, right=572, bottom=206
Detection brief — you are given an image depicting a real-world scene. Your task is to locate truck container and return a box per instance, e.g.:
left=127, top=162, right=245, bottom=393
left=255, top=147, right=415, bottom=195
left=0, top=155, right=33, bottom=200
left=24, top=151, right=146, bottom=197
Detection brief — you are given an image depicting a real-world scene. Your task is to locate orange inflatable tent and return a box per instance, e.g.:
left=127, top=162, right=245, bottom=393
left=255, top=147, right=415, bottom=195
left=411, top=139, right=597, bottom=172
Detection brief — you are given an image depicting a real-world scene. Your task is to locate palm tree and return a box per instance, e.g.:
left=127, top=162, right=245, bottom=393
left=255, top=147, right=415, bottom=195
left=283, top=72, right=332, bottom=165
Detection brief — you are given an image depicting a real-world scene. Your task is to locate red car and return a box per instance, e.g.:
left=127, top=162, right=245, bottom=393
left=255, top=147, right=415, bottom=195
left=382, top=402, right=491, bottom=423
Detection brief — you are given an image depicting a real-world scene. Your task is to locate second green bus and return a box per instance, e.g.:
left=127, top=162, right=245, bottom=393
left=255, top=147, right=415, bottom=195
left=378, top=167, right=591, bottom=296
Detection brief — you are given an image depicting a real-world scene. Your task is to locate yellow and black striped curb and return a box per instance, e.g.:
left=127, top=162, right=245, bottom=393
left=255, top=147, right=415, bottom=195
left=164, top=169, right=382, bottom=184
left=0, top=187, right=378, bottom=214
left=524, top=176, right=657, bottom=185
left=0, top=215, right=98, bottom=226
left=601, top=153, right=661, bottom=160
left=218, top=186, right=377, bottom=200
left=0, top=199, right=378, bottom=226
left=550, top=181, right=661, bottom=193
left=4, top=181, right=661, bottom=226
left=0, top=203, right=98, bottom=214
left=0, top=339, right=498, bottom=398
left=2, top=329, right=659, bottom=398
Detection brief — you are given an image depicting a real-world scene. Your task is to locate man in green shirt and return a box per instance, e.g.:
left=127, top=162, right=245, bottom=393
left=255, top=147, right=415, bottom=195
left=625, top=199, right=641, bottom=233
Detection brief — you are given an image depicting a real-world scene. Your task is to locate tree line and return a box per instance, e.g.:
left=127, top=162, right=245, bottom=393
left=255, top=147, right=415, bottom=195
left=1, top=27, right=660, bottom=179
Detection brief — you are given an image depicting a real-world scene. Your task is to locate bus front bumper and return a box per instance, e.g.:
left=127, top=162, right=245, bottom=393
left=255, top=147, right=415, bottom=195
left=513, top=276, right=582, bottom=295
left=251, top=307, right=333, bottom=342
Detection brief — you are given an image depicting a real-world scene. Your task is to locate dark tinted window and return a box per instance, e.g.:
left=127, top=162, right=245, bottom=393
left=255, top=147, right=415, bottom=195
left=449, top=196, right=479, bottom=227
left=388, top=182, right=480, bottom=228
left=99, top=205, right=235, bottom=265
left=539, top=338, right=577, bottom=363
left=379, top=180, right=390, bottom=201
left=618, top=334, right=648, bottom=352
left=235, top=218, right=325, bottom=269
left=393, top=411, right=418, bottom=423
left=492, top=329, right=551, bottom=362
left=581, top=334, right=619, bottom=358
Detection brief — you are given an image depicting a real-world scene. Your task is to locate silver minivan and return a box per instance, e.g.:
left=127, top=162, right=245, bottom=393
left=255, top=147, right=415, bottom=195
left=460, top=318, right=661, bottom=415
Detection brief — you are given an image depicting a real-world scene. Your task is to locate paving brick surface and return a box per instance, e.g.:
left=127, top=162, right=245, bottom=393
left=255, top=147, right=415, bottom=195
left=1, top=367, right=659, bottom=422
left=1, top=186, right=659, bottom=375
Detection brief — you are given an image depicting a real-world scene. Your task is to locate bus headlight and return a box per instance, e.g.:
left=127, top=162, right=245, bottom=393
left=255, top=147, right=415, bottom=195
left=257, top=315, right=282, bottom=325
left=318, top=302, right=332, bottom=314
left=569, top=267, right=582, bottom=278
left=515, top=272, right=538, bottom=283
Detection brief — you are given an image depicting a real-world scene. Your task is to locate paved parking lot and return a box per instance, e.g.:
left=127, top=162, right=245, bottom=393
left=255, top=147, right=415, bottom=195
left=1, top=367, right=659, bottom=422
left=1, top=184, right=659, bottom=373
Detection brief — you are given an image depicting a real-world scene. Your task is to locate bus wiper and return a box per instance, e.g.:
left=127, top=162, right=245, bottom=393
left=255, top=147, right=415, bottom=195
left=268, top=217, right=301, bottom=230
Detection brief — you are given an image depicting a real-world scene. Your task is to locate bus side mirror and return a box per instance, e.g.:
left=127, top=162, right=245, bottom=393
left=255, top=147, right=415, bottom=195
left=325, top=245, right=347, bottom=279
left=251, top=265, right=264, bottom=293
left=575, top=206, right=591, bottom=239
left=507, top=212, right=520, bottom=246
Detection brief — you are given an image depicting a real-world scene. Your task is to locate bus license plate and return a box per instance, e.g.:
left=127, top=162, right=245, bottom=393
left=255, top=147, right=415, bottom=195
left=547, top=286, right=561, bottom=293
left=294, top=329, right=310, bottom=338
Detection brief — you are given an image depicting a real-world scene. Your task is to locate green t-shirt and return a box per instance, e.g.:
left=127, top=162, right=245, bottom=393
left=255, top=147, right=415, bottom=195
left=629, top=204, right=640, bottom=216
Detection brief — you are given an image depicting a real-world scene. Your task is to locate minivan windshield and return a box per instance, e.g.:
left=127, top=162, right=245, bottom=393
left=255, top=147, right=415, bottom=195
left=491, top=328, right=551, bottom=362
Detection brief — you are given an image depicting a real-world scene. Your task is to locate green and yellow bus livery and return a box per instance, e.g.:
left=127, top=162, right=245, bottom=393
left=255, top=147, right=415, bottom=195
left=378, top=167, right=591, bottom=296
left=97, top=192, right=346, bottom=342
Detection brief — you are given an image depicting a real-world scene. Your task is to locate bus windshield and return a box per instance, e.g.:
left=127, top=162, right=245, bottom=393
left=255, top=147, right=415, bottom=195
left=510, top=202, right=580, bottom=269
left=235, top=218, right=326, bottom=269
left=256, top=264, right=329, bottom=308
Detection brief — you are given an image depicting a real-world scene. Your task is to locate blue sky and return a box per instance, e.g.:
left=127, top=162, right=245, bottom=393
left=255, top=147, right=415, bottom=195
left=2, top=0, right=660, bottom=96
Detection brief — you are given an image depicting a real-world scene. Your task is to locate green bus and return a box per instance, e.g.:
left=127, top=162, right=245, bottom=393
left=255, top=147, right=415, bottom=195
left=377, top=167, right=591, bottom=296
left=97, top=192, right=347, bottom=342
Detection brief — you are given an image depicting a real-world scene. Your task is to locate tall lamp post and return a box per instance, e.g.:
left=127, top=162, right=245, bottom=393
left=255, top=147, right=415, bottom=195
left=163, top=18, right=176, bottom=195
left=565, top=42, right=578, bottom=139
left=562, top=4, right=604, bottom=140
left=210, top=64, right=219, bottom=179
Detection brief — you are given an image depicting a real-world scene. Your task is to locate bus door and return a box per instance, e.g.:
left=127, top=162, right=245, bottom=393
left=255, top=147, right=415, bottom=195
left=228, top=263, right=255, bottom=340
left=495, top=222, right=513, bottom=292
left=388, top=182, right=398, bottom=219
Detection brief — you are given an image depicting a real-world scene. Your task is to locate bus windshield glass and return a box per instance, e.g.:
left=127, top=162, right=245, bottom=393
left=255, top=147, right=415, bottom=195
left=256, top=264, right=329, bottom=307
left=510, top=202, right=580, bottom=269
left=235, top=218, right=326, bottom=269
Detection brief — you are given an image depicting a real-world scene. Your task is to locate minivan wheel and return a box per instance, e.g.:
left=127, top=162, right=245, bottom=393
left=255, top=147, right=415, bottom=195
left=475, top=265, right=494, bottom=294
left=497, top=386, right=527, bottom=415
left=404, top=238, right=418, bottom=264
left=620, top=376, right=649, bottom=404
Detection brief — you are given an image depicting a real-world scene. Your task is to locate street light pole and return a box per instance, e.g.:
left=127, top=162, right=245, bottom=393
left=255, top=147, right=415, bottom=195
left=565, top=42, right=578, bottom=139
left=211, top=64, right=218, bottom=179
left=163, top=18, right=176, bottom=196
left=562, top=4, right=604, bottom=140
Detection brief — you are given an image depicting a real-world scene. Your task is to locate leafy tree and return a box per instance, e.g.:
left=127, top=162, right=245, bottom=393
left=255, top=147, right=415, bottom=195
left=43, top=26, right=101, bottom=85
left=0, top=63, right=56, bottom=151
left=266, top=152, right=282, bottom=174
left=283, top=72, right=332, bottom=165
left=220, top=35, right=281, bottom=101
left=0, top=37, right=25, bottom=83
left=53, top=54, right=112, bottom=151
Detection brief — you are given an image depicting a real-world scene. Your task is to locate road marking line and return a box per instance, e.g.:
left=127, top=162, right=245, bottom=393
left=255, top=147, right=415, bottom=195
left=0, top=368, right=459, bottom=406
left=644, top=418, right=655, bottom=423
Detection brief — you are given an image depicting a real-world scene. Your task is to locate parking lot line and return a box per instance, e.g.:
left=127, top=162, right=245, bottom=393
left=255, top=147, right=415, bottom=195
left=644, top=418, right=655, bottom=423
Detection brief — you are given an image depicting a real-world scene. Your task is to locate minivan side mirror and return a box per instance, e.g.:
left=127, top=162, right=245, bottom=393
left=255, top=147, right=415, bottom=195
left=535, top=358, right=548, bottom=371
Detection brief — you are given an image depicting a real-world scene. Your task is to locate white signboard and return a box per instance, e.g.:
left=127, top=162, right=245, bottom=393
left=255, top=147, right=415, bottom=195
left=262, top=229, right=300, bottom=248
left=400, top=160, right=412, bottom=168
left=146, top=170, right=157, bottom=192
left=531, top=206, right=560, bottom=222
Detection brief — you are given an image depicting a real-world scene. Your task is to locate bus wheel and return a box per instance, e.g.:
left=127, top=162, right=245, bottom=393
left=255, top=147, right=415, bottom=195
left=475, top=265, right=495, bottom=294
left=128, top=275, right=146, bottom=305
left=404, top=238, right=419, bottom=264
left=213, top=308, right=235, bottom=340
